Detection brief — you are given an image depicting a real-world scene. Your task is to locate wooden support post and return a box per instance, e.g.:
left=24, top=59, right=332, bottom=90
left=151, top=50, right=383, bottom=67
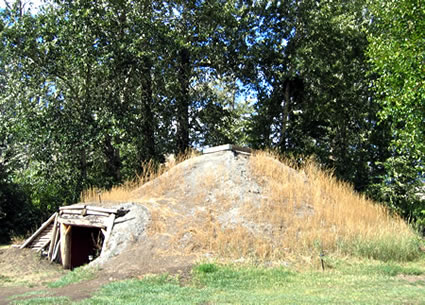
left=101, top=214, right=116, bottom=255
left=48, top=214, right=59, bottom=260
left=60, top=224, right=72, bottom=269
left=52, top=237, right=61, bottom=262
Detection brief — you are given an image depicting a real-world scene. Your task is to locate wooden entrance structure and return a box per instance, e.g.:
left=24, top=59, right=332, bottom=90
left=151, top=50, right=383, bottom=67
left=21, top=205, right=128, bottom=269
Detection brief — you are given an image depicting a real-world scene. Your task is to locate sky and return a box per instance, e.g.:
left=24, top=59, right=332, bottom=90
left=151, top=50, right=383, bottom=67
left=0, top=0, right=45, bottom=12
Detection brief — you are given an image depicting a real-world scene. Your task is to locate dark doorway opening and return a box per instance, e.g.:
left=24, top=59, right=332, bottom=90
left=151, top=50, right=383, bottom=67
left=70, top=226, right=104, bottom=269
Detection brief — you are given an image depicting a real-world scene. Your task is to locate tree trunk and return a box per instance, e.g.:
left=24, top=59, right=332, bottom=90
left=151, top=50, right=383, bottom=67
left=103, top=134, right=121, bottom=185
left=176, top=47, right=190, bottom=154
left=278, top=80, right=291, bottom=151
left=140, top=56, right=156, bottom=161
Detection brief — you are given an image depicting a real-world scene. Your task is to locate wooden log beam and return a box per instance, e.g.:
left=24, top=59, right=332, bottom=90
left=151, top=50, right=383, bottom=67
left=61, top=210, right=110, bottom=217
left=59, top=205, right=119, bottom=214
left=59, top=205, right=87, bottom=211
left=202, top=144, right=252, bottom=155
left=86, top=206, right=119, bottom=214
left=58, top=217, right=107, bottom=228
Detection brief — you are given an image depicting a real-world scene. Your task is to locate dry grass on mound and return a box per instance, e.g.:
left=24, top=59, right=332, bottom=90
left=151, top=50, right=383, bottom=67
left=162, top=151, right=421, bottom=262
left=81, top=149, right=421, bottom=263
left=227, top=151, right=420, bottom=261
left=80, top=150, right=200, bottom=203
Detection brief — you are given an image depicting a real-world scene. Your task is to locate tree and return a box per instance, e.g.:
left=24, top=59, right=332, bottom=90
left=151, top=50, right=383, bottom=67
left=244, top=0, right=387, bottom=191
left=367, top=0, right=425, bottom=226
left=157, top=0, right=250, bottom=153
left=0, top=0, right=250, bottom=215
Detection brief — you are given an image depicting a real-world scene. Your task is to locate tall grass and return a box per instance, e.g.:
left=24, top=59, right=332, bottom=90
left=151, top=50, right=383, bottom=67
left=242, top=151, right=422, bottom=261
left=175, top=151, right=422, bottom=262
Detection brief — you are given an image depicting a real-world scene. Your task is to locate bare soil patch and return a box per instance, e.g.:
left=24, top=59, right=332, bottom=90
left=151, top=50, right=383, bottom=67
left=397, top=274, right=425, bottom=284
left=0, top=245, right=195, bottom=304
left=0, top=247, right=64, bottom=286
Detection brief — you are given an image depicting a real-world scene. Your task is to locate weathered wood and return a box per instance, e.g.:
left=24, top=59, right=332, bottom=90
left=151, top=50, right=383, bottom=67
left=52, top=237, right=61, bottom=261
left=59, top=205, right=119, bottom=214
left=202, top=144, right=252, bottom=155
left=101, top=213, right=116, bottom=254
left=20, top=213, right=57, bottom=249
left=33, top=241, right=48, bottom=246
left=36, top=239, right=51, bottom=253
left=60, top=209, right=110, bottom=217
left=58, top=217, right=107, bottom=228
left=48, top=214, right=59, bottom=260
left=85, top=206, right=119, bottom=214
left=59, top=205, right=87, bottom=211
left=60, top=224, right=72, bottom=269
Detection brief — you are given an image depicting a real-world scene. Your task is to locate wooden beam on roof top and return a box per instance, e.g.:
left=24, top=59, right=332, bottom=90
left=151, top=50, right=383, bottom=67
left=86, top=206, right=119, bottom=214
left=61, top=209, right=110, bottom=217
left=59, top=205, right=87, bottom=211
left=59, top=205, right=119, bottom=214
left=202, top=144, right=252, bottom=155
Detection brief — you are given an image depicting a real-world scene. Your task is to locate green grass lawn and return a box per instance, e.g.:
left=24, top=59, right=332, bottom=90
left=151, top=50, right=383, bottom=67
left=9, top=258, right=425, bottom=305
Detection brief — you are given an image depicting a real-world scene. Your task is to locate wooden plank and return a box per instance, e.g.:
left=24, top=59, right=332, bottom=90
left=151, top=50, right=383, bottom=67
left=48, top=214, right=59, bottom=260
left=86, top=206, right=119, bottom=214
left=20, top=213, right=57, bottom=249
left=59, top=205, right=87, bottom=211
left=101, top=213, right=116, bottom=254
left=58, top=217, right=107, bottom=228
left=61, top=210, right=110, bottom=217
left=59, top=205, right=118, bottom=214
left=36, top=239, right=50, bottom=253
left=52, top=237, right=61, bottom=262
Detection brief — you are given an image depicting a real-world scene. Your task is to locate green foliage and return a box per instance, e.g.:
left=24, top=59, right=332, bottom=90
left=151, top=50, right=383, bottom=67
left=367, top=0, right=425, bottom=152
left=0, top=169, right=37, bottom=243
left=194, top=263, right=218, bottom=274
left=0, top=0, right=248, bottom=230
left=244, top=0, right=386, bottom=194
left=48, top=267, right=97, bottom=288
left=0, top=274, right=12, bottom=284
left=367, top=0, right=425, bottom=228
